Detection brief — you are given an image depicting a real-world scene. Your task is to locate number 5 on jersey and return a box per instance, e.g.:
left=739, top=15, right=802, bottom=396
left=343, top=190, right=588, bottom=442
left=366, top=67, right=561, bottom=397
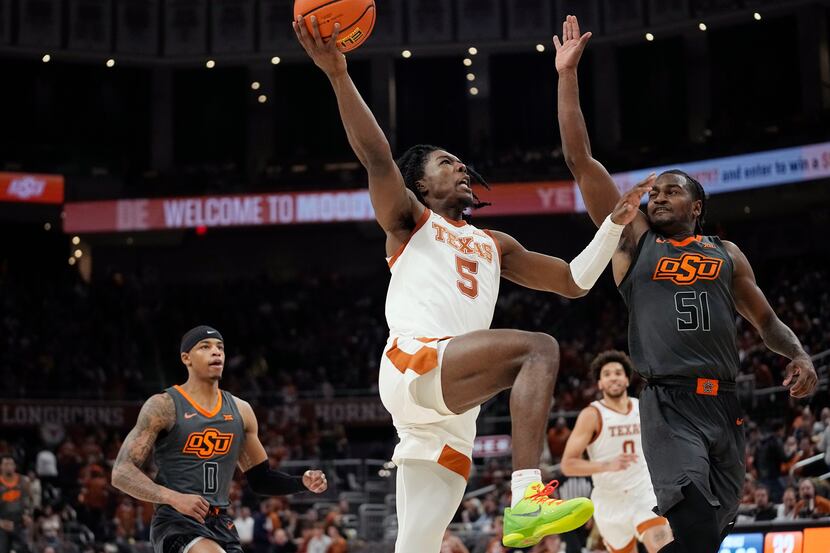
left=455, top=256, right=479, bottom=299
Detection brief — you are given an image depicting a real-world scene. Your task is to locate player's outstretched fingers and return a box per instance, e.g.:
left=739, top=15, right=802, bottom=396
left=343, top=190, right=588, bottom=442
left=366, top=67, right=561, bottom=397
left=310, top=16, right=325, bottom=49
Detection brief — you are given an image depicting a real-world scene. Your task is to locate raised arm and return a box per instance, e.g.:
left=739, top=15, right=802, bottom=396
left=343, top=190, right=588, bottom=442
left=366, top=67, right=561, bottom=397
left=111, top=394, right=210, bottom=522
left=236, top=398, right=328, bottom=495
left=724, top=241, right=817, bottom=398
left=293, top=16, right=422, bottom=239
left=554, top=16, right=649, bottom=242
left=492, top=178, right=652, bottom=296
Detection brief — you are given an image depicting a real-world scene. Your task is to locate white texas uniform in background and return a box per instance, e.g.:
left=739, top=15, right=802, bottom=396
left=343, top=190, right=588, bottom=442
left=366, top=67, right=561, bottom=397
left=586, top=398, right=668, bottom=552
left=381, top=207, right=501, bottom=474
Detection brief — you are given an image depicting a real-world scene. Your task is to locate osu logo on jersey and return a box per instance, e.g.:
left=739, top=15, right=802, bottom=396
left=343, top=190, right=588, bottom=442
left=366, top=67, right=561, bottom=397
left=182, top=428, right=234, bottom=459
left=652, top=253, right=723, bottom=285
left=1, top=489, right=21, bottom=503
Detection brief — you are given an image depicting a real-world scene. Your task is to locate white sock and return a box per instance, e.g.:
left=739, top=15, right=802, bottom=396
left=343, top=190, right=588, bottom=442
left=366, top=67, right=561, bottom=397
left=510, top=469, right=541, bottom=508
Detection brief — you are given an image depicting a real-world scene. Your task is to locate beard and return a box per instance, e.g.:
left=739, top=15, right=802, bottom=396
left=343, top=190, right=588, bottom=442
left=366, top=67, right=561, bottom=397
left=603, top=387, right=627, bottom=399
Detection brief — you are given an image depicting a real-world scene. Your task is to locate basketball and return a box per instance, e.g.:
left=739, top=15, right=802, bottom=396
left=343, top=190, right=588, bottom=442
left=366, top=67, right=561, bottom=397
left=294, top=0, right=376, bottom=53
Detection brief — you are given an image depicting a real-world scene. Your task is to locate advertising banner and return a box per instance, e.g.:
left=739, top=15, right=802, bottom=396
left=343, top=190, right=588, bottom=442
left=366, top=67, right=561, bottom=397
left=0, top=172, right=64, bottom=204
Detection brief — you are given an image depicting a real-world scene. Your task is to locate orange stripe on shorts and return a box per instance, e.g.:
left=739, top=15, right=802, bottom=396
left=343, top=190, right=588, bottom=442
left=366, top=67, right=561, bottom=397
left=636, top=516, right=669, bottom=535
left=386, top=338, right=439, bottom=375
left=437, top=445, right=471, bottom=480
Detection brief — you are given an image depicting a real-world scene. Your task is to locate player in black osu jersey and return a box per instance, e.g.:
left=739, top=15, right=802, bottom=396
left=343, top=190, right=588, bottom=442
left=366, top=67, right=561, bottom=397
left=112, top=326, right=328, bottom=553
left=554, top=15, right=818, bottom=553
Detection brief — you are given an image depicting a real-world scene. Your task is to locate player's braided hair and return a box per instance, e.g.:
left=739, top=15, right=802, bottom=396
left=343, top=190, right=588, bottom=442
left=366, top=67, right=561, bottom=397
left=590, top=350, right=634, bottom=383
left=661, top=169, right=706, bottom=235
left=395, top=144, right=491, bottom=220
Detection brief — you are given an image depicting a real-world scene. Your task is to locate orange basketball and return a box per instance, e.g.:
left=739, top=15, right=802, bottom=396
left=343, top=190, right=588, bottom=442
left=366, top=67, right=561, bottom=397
left=294, top=0, right=376, bottom=53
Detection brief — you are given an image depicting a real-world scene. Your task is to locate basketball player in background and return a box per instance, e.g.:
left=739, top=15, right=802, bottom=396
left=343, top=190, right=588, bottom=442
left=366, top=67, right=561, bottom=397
left=294, top=15, right=654, bottom=551
left=555, top=16, right=817, bottom=553
left=112, top=326, right=327, bottom=553
left=0, top=455, right=32, bottom=553
left=561, top=351, right=672, bottom=552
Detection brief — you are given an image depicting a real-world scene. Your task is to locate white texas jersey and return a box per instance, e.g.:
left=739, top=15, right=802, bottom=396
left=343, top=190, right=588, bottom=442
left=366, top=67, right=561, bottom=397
left=585, top=398, right=651, bottom=493
left=385, top=209, right=501, bottom=338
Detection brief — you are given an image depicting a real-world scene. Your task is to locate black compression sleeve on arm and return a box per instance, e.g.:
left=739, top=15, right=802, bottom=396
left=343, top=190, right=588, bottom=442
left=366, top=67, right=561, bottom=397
left=244, top=461, right=306, bottom=495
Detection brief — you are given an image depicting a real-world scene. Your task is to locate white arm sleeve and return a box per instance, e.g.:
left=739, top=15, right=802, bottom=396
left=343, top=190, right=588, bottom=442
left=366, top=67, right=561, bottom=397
left=569, top=215, right=625, bottom=290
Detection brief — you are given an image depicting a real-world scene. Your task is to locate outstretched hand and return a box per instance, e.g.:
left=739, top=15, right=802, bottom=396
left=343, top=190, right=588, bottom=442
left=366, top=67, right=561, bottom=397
left=610, top=174, right=656, bottom=225
left=293, top=15, right=347, bottom=78
left=553, top=15, right=592, bottom=73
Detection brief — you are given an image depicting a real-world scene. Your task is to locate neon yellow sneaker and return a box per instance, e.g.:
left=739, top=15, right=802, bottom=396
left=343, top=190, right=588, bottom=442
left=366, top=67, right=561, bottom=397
left=502, top=480, right=594, bottom=548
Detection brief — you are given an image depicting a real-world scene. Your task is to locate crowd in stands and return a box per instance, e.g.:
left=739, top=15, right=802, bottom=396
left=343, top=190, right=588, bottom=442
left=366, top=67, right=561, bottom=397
left=1, top=219, right=828, bottom=552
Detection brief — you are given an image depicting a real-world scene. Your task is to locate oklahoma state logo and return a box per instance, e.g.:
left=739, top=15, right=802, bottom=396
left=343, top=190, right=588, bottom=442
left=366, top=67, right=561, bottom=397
left=1, top=489, right=21, bottom=503
left=182, top=428, right=234, bottom=459
left=652, top=253, right=723, bottom=285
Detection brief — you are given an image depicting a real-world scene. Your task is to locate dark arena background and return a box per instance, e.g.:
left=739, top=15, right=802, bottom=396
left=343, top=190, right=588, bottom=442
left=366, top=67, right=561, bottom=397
left=1, top=1, right=830, bottom=552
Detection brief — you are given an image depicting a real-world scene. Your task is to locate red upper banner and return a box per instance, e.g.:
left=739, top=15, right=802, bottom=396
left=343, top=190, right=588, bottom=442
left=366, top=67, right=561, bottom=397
left=0, top=172, right=64, bottom=204
left=63, top=181, right=574, bottom=233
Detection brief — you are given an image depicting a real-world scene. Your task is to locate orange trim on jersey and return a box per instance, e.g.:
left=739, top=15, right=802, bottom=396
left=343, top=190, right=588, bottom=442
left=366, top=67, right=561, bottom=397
left=440, top=214, right=467, bottom=228
left=387, top=208, right=432, bottom=268
left=174, top=384, right=223, bottom=418
left=598, top=399, right=633, bottom=416
left=606, top=537, right=637, bottom=553
left=415, top=336, right=452, bottom=343
left=661, top=235, right=701, bottom=247
left=482, top=229, right=502, bottom=265
left=587, top=405, right=602, bottom=445
left=437, top=444, right=471, bottom=480
left=0, top=475, right=19, bottom=488
left=636, top=516, right=669, bottom=535
left=385, top=338, right=439, bottom=375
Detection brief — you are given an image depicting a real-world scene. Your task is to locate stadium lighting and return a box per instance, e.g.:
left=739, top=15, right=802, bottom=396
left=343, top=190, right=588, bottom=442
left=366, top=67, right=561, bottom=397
left=44, top=222, right=52, bottom=231
left=68, top=257, right=76, bottom=266
left=536, top=43, right=546, bottom=52
left=470, top=87, right=479, bottom=96
left=698, top=23, right=707, bottom=31
left=72, top=236, right=80, bottom=245
left=754, top=12, right=762, bottom=21
left=106, top=58, right=116, bottom=67
left=468, top=47, right=478, bottom=55
left=74, top=249, right=83, bottom=258
left=271, top=56, right=281, bottom=65
left=401, top=50, right=412, bottom=58
left=42, top=54, right=51, bottom=63
left=251, top=81, right=261, bottom=90
left=206, top=59, right=216, bottom=69
left=466, top=73, right=475, bottom=82
left=463, top=58, right=472, bottom=67
left=645, top=33, right=655, bottom=41
left=258, top=94, right=267, bottom=104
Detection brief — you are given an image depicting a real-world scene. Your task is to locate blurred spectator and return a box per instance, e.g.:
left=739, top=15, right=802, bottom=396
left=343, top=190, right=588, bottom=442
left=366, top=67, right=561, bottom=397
left=234, top=506, right=255, bottom=552
left=755, top=424, right=788, bottom=501
left=776, top=486, right=799, bottom=521
left=547, top=417, right=571, bottom=462
left=531, top=534, right=563, bottom=553
left=751, top=485, right=777, bottom=522
left=326, top=525, right=347, bottom=553
left=795, top=479, right=830, bottom=519
left=273, top=528, right=298, bottom=553
left=36, top=449, right=59, bottom=488
left=305, top=523, right=331, bottom=553
left=113, top=498, right=138, bottom=542
left=441, top=529, right=470, bottom=553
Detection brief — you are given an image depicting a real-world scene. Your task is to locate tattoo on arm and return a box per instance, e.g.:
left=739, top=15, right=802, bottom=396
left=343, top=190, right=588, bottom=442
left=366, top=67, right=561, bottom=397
left=760, top=316, right=807, bottom=361
left=111, top=394, right=176, bottom=504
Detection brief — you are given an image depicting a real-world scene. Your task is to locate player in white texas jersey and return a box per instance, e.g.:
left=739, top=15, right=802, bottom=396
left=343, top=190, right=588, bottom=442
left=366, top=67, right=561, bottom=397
left=562, top=351, right=672, bottom=553
left=293, top=16, right=653, bottom=552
